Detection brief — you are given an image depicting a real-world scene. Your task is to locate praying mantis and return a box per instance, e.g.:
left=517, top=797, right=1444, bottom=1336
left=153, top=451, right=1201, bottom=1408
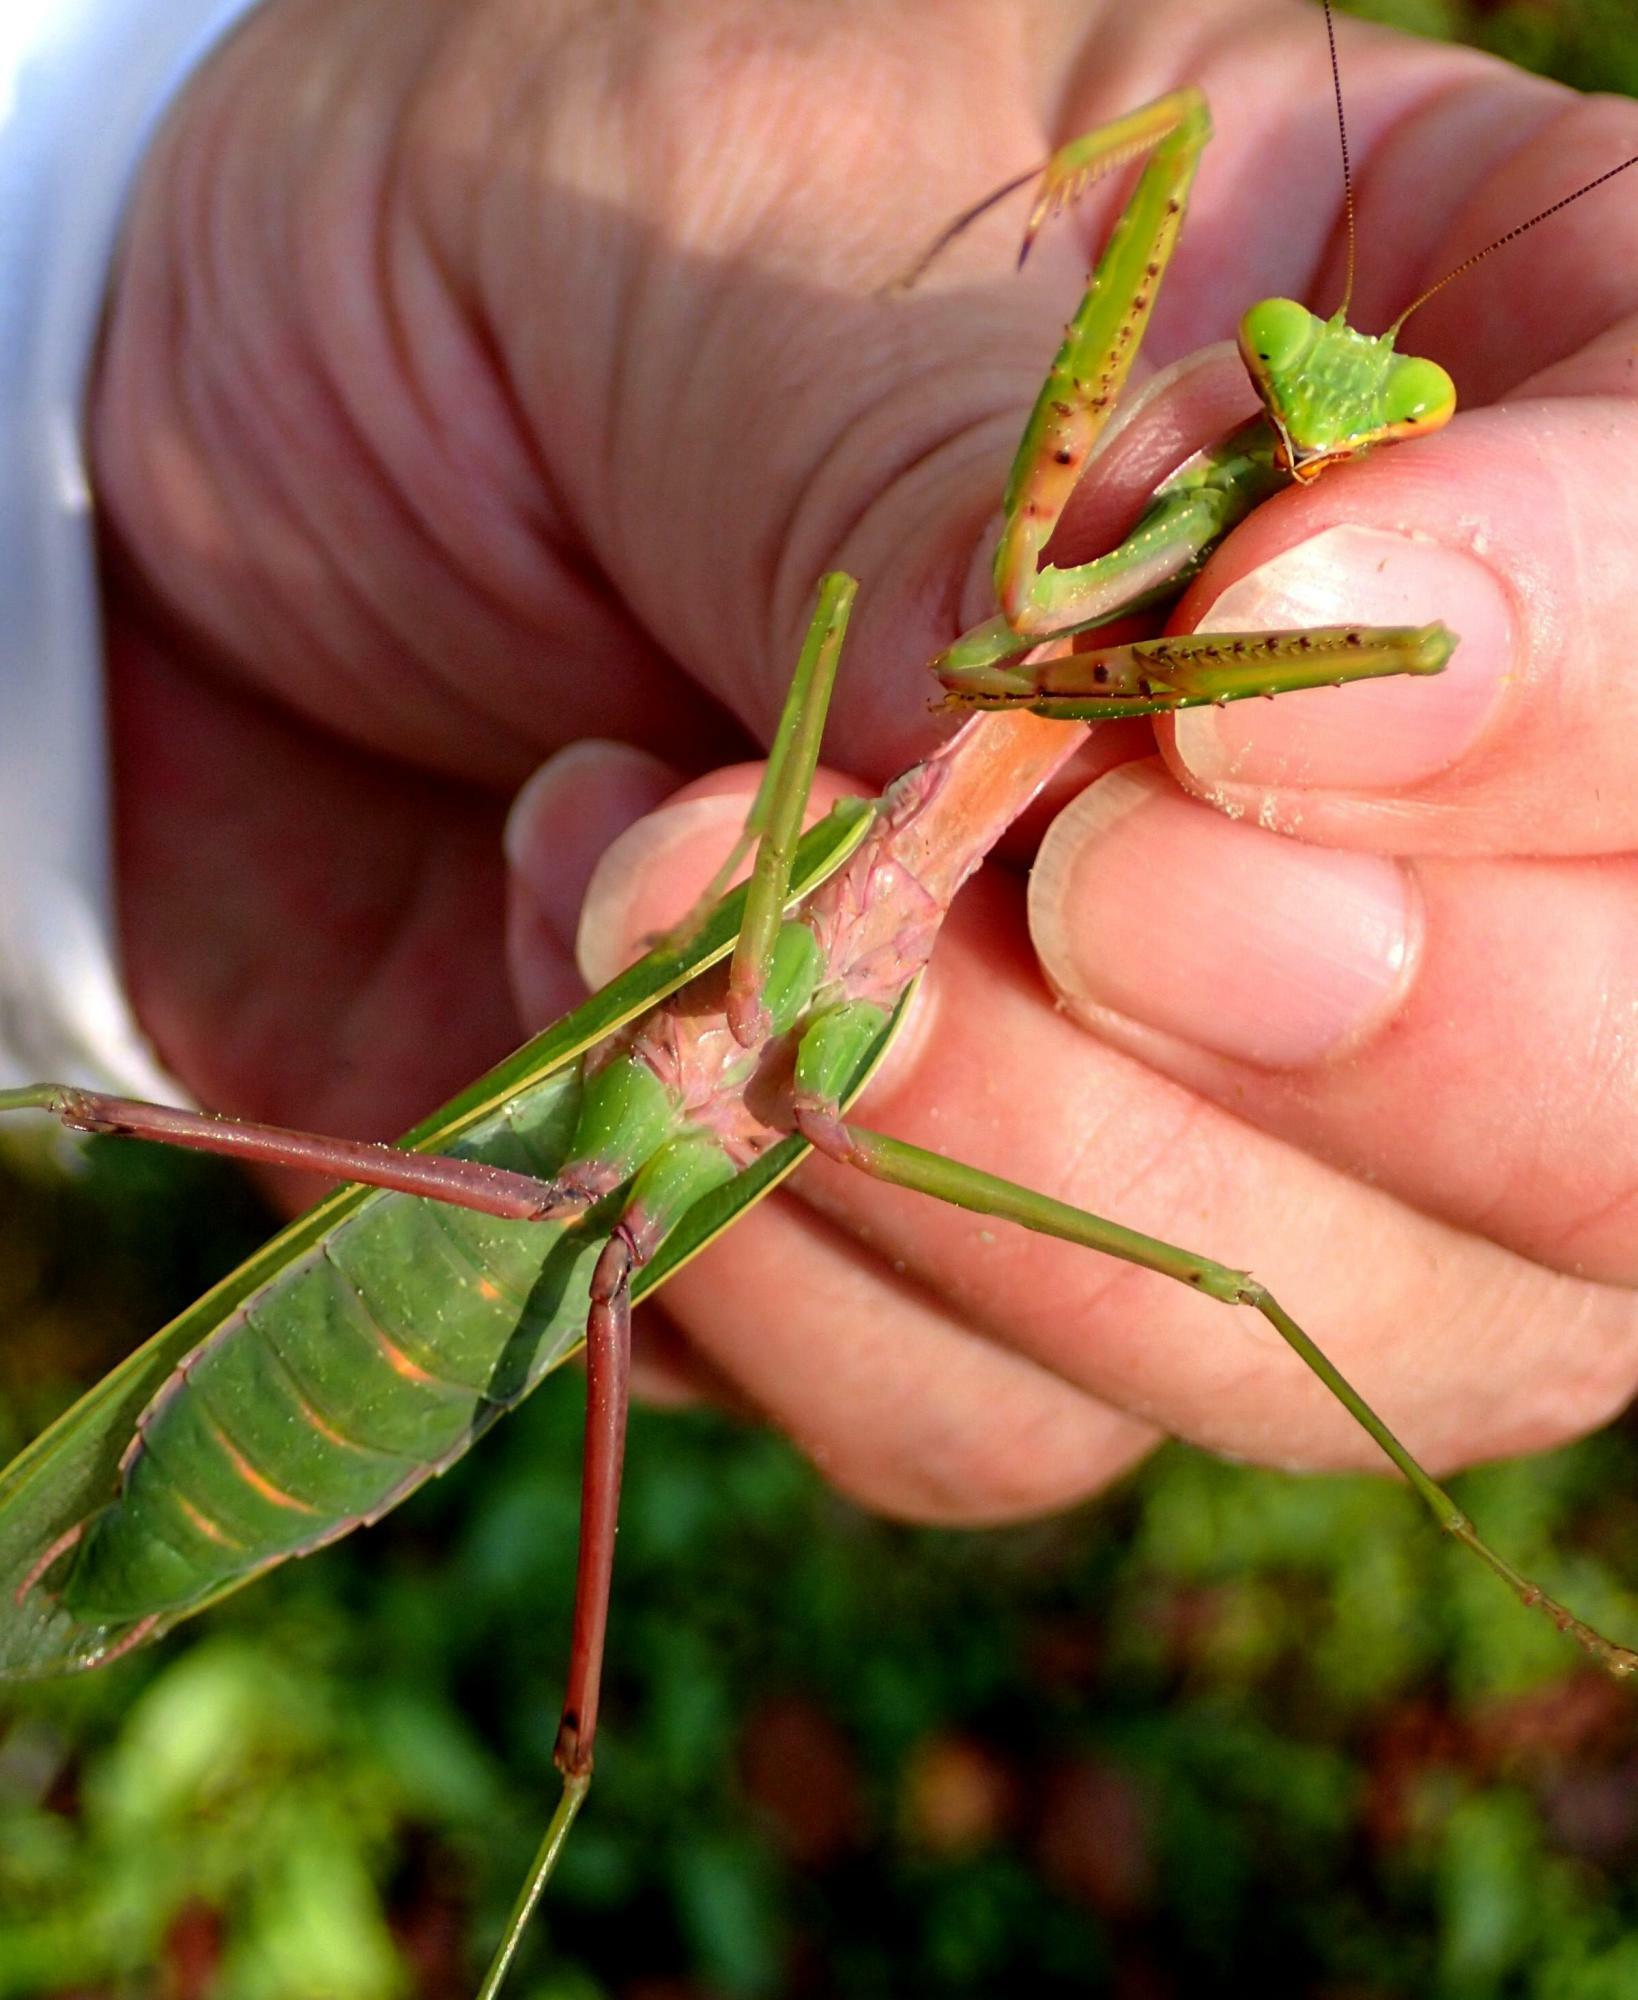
left=4, top=4, right=1638, bottom=1992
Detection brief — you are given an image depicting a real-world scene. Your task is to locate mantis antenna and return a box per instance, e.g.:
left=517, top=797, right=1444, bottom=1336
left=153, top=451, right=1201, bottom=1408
left=1321, top=0, right=1358, bottom=320
left=1323, top=0, right=1637, bottom=340
left=1389, top=143, right=1638, bottom=336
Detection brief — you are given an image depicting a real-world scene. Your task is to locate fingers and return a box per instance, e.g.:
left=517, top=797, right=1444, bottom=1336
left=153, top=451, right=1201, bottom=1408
left=1347, top=90, right=1638, bottom=405
left=819, top=875, right=1638, bottom=1480
left=504, top=743, right=684, bottom=1024
left=507, top=755, right=1156, bottom=1520
left=536, top=759, right=1638, bottom=1491
left=1157, top=395, right=1638, bottom=856
left=108, top=623, right=522, bottom=1169
left=91, top=0, right=739, bottom=790
left=1029, top=760, right=1638, bottom=1287
left=1015, top=76, right=1638, bottom=1413
left=1021, top=100, right=1638, bottom=1301
left=656, top=1190, right=1158, bottom=1525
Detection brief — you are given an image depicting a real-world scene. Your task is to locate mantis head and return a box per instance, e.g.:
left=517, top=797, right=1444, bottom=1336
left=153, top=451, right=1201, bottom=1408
left=1237, top=298, right=1455, bottom=483
left=1243, top=0, right=1634, bottom=488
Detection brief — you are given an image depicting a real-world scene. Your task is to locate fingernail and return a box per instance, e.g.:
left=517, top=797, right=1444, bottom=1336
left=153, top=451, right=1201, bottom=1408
left=1029, top=762, right=1419, bottom=1068
left=505, top=742, right=682, bottom=941
left=1172, top=527, right=1515, bottom=791
left=505, top=742, right=680, bottom=1023
left=576, top=792, right=750, bottom=991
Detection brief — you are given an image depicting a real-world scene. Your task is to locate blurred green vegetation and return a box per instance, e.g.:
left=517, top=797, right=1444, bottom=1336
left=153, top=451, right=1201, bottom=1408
left=1337, top=0, right=1638, bottom=93
left=6, top=1139, right=1638, bottom=1999
left=3, top=3, right=1636, bottom=1995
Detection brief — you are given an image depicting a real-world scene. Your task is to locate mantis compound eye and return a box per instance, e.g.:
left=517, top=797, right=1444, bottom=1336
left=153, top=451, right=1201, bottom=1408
left=1381, top=354, right=1458, bottom=433
left=1238, top=297, right=1318, bottom=378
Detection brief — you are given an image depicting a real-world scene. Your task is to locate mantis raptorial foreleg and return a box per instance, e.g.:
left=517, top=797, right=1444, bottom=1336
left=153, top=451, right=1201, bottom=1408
left=663, top=567, right=1635, bottom=1692
left=923, top=69, right=1467, bottom=704
left=991, top=89, right=1213, bottom=632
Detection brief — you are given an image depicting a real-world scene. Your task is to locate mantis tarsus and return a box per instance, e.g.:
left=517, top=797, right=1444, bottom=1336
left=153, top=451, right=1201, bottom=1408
left=4, top=6, right=1638, bottom=1991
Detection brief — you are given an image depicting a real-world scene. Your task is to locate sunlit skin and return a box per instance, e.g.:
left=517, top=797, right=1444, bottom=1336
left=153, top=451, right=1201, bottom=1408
left=95, top=0, right=1638, bottom=1527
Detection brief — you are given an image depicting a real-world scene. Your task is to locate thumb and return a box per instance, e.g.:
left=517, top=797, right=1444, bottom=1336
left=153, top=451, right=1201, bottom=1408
left=502, top=743, right=688, bottom=1028
left=506, top=752, right=864, bottom=1028
left=574, top=785, right=763, bottom=993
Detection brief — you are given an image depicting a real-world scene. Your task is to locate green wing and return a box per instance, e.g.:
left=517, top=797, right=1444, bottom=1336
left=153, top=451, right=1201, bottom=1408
left=0, top=803, right=886, bottom=1679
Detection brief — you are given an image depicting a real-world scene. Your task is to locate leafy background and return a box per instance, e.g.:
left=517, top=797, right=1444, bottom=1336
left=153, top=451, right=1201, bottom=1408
left=3, top=2, right=1636, bottom=1994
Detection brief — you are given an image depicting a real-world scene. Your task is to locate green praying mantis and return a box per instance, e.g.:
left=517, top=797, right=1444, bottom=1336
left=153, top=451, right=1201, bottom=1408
left=4, top=6, right=1638, bottom=1991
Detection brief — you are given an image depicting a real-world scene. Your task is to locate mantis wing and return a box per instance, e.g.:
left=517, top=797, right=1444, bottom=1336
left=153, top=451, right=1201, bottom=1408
left=0, top=802, right=887, bottom=1679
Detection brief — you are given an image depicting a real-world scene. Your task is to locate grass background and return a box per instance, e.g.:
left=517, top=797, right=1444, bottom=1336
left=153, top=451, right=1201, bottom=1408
left=3, top=2, right=1637, bottom=1994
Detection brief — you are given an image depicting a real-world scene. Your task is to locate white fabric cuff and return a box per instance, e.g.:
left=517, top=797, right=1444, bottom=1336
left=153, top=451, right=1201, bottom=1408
left=0, top=0, right=267, bottom=1097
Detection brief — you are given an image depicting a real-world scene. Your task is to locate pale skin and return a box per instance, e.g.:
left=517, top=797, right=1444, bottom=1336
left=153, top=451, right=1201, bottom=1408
left=94, top=0, right=1638, bottom=1525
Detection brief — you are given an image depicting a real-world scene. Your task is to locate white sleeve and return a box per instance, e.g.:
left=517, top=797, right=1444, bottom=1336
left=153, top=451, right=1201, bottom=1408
left=0, top=0, right=268, bottom=1098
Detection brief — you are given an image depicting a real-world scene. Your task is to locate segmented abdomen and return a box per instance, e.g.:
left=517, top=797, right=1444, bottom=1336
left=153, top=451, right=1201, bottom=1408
left=64, top=1076, right=597, bottom=1620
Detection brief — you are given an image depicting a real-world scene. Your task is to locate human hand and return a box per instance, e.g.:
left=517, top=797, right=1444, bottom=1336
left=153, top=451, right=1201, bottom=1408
left=96, top=0, right=1638, bottom=1518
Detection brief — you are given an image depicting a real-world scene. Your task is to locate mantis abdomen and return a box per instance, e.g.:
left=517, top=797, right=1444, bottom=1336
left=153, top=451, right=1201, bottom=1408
left=64, top=1070, right=598, bottom=1621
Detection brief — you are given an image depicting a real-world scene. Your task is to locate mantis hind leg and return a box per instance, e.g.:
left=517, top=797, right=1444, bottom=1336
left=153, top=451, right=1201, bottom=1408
left=642, top=572, right=855, bottom=1044
left=653, top=571, right=856, bottom=1047
left=784, top=1068, right=1638, bottom=1681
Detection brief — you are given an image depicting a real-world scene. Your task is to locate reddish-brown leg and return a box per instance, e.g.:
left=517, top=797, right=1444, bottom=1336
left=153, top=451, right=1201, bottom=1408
left=0, top=1085, right=586, bottom=1220
left=553, top=1228, right=635, bottom=1779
